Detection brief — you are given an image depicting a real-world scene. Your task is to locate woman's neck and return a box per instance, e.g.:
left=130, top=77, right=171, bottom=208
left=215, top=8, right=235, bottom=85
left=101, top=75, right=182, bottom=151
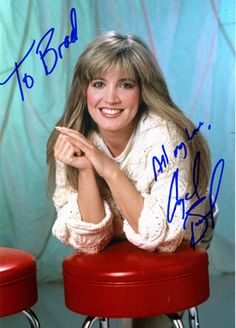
left=99, top=127, right=134, bottom=158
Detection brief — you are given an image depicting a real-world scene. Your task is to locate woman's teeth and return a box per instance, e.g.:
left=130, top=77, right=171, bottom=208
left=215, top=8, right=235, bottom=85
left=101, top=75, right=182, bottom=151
left=101, top=108, right=122, bottom=115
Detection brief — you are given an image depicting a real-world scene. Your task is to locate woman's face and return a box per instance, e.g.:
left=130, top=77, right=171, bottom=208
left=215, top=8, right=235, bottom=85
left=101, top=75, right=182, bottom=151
left=86, top=67, right=140, bottom=136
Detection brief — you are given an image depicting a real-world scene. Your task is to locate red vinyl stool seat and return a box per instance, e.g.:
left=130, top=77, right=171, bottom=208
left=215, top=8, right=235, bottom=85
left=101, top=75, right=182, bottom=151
left=63, top=240, right=209, bottom=328
left=0, top=247, right=40, bottom=327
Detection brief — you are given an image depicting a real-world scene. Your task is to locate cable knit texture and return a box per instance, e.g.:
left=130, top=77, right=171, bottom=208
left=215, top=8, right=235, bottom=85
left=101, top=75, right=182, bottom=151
left=52, top=111, right=209, bottom=254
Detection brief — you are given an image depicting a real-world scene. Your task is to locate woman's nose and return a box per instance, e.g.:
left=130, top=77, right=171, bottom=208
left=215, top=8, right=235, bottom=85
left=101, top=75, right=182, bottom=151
left=104, top=86, right=120, bottom=104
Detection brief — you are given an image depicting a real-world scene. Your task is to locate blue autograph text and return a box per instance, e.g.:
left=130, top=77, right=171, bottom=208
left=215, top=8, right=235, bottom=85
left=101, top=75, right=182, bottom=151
left=152, top=121, right=224, bottom=248
left=0, top=7, right=78, bottom=101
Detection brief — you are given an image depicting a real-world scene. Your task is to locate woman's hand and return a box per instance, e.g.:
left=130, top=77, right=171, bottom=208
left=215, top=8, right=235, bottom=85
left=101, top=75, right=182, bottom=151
left=55, top=127, right=116, bottom=178
left=55, top=127, right=144, bottom=232
left=54, top=131, right=93, bottom=171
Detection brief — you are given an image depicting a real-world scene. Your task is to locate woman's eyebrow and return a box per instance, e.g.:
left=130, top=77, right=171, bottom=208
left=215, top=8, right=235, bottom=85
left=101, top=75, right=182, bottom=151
left=91, top=77, right=137, bottom=83
left=91, top=77, right=106, bottom=81
left=119, top=78, right=137, bottom=83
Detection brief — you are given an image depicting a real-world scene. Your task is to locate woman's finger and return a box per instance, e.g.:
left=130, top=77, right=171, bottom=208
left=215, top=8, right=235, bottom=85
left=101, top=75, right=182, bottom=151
left=55, top=127, right=93, bottom=149
left=54, top=134, right=81, bottom=163
left=55, top=134, right=80, bottom=154
left=65, top=135, right=89, bottom=154
left=54, top=128, right=111, bottom=176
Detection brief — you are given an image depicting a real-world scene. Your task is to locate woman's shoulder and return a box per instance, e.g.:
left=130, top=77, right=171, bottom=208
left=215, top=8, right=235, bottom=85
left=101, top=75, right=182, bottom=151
left=137, top=111, right=183, bottom=146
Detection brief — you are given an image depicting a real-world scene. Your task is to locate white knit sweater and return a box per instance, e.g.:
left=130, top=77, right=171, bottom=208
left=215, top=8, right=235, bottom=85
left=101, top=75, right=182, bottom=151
left=52, top=112, right=209, bottom=254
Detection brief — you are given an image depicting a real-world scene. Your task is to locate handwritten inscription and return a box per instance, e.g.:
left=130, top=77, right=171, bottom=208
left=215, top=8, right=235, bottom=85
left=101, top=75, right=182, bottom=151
left=0, top=7, right=78, bottom=101
left=167, top=152, right=224, bottom=249
left=152, top=144, right=169, bottom=179
left=152, top=121, right=224, bottom=248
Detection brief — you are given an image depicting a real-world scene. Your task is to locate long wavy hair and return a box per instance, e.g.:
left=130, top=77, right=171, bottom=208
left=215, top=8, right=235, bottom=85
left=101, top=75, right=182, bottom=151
left=47, top=31, right=211, bottom=192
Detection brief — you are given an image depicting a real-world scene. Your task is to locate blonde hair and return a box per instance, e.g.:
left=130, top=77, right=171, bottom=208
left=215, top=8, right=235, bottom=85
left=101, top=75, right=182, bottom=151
left=47, top=31, right=211, bottom=192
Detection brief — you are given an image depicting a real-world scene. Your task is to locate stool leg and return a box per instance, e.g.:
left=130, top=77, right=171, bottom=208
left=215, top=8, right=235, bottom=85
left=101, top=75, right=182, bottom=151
left=22, top=309, right=40, bottom=328
left=188, top=307, right=200, bottom=328
left=172, top=319, right=184, bottom=328
left=99, top=318, right=110, bottom=328
left=167, top=313, right=185, bottom=328
left=82, top=316, right=98, bottom=328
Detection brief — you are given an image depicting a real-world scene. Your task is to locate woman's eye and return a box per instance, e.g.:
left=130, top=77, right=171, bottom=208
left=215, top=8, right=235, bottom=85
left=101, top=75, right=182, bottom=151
left=92, top=81, right=104, bottom=88
left=120, top=82, right=133, bottom=89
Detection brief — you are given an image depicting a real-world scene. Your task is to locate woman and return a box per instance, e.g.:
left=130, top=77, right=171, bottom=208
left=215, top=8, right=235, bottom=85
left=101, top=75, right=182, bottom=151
left=47, top=32, right=212, bottom=327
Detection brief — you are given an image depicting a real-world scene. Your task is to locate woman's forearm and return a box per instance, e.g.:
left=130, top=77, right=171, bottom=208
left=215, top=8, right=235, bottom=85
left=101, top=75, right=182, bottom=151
left=105, top=166, right=144, bottom=233
left=77, top=168, right=105, bottom=223
left=54, top=127, right=143, bottom=229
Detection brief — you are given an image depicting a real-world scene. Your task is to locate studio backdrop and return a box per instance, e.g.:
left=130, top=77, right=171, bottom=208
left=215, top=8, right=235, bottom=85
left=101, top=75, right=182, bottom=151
left=0, top=0, right=234, bottom=281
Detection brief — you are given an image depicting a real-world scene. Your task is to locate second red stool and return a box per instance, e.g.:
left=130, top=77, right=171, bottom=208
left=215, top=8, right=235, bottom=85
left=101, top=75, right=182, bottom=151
left=0, top=247, right=40, bottom=327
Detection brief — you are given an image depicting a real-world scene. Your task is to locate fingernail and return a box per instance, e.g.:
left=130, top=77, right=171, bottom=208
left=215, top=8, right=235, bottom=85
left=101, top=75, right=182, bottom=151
left=55, top=126, right=64, bottom=130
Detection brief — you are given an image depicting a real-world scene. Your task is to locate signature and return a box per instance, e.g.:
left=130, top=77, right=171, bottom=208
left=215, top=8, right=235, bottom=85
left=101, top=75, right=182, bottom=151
left=0, top=7, right=78, bottom=102
left=152, top=121, right=211, bottom=181
left=167, top=151, right=224, bottom=249
left=152, top=121, right=224, bottom=248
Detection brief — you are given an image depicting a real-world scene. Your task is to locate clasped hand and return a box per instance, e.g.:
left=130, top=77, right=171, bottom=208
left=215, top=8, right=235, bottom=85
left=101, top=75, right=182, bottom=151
left=54, top=127, right=114, bottom=178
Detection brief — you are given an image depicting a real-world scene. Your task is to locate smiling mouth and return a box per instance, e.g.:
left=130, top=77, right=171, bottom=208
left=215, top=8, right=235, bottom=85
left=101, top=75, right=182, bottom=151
left=100, top=108, right=123, bottom=116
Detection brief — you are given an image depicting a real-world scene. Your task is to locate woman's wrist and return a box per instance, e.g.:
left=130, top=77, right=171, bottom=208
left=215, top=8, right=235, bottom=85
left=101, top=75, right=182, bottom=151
left=77, top=167, right=96, bottom=194
left=77, top=166, right=105, bottom=223
left=103, top=161, right=120, bottom=185
left=78, top=166, right=95, bottom=178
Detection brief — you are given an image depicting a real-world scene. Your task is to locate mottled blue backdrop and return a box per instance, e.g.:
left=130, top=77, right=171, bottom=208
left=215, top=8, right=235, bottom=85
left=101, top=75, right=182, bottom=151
left=0, top=0, right=234, bottom=281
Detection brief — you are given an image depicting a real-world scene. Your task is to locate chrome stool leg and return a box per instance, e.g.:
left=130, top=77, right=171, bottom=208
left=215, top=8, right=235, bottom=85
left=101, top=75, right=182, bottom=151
left=168, top=313, right=185, bottom=328
left=82, top=316, right=98, bottom=328
left=172, top=319, right=185, bottom=328
left=22, top=309, right=40, bottom=328
left=81, top=316, right=109, bottom=328
left=99, top=318, right=110, bottom=328
left=188, top=307, right=200, bottom=328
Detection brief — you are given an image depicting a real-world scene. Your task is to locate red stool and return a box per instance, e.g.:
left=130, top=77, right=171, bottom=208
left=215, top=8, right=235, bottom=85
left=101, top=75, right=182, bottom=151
left=0, top=248, right=40, bottom=327
left=63, top=240, right=209, bottom=328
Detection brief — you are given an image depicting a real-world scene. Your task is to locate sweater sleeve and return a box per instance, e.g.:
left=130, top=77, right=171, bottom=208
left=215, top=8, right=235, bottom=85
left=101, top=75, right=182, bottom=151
left=51, top=161, right=114, bottom=254
left=123, top=124, right=203, bottom=252
left=123, top=170, right=187, bottom=252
